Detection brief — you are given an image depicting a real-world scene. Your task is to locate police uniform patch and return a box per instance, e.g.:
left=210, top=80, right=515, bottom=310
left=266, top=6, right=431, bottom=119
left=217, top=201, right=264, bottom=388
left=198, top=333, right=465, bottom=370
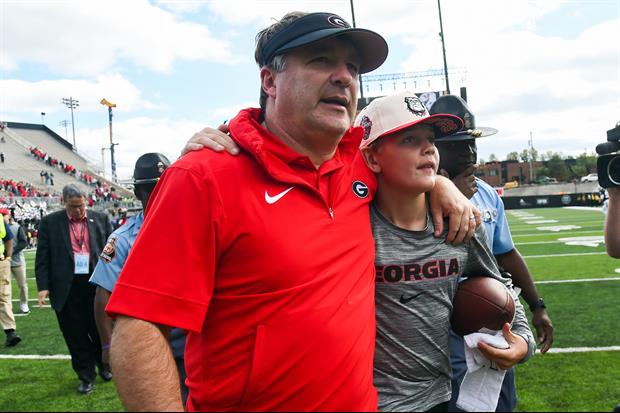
left=100, top=237, right=118, bottom=263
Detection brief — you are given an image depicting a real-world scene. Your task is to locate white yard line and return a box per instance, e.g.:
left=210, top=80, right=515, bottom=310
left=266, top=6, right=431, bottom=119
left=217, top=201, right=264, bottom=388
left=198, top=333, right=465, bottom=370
left=515, top=240, right=601, bottom=245
left=510, top=227, right=603, bottom=235
left=523, top=252, right=608, bottom=258
left=535, top=277, right=620, bottom=284
left=0, top=355, right=70, bottom=360
left=539, top=346, right=620, bottom=354
left=510, top=220, right=603, bottom=228
left=563, top=206, right=604, bottom=212
left=512, top=230, right=603, bottom=238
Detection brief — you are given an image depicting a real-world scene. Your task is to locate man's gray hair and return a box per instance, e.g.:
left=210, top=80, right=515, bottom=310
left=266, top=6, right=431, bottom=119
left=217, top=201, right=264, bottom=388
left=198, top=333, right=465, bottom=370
left=254, top=11, right=308, bottom=110
left=62, top=184, right=86, bottom=201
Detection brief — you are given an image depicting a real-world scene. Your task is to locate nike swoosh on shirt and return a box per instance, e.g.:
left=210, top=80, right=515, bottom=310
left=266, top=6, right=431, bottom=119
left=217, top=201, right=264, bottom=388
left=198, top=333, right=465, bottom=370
left=265, top=187, right=294, bottom=205
left=399, top=292, right=423, bottom=305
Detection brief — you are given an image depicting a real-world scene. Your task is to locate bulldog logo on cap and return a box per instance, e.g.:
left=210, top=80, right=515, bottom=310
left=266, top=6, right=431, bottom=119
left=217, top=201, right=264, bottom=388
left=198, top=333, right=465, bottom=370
left=327, top=15, right=350, bottom=28
left=360, top=116, right=373, bottom=140
left=404, top=96, right=426, bottom=117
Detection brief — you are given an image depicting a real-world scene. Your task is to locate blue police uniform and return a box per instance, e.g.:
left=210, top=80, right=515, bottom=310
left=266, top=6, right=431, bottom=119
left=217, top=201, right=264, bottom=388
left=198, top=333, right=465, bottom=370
left=449, top=178, right=518, bottom=412
left=90, top=212, right=187, bottom=399
left=471, top=178, right=514, bottom=256
left=90, top=213, right=142, bottom=293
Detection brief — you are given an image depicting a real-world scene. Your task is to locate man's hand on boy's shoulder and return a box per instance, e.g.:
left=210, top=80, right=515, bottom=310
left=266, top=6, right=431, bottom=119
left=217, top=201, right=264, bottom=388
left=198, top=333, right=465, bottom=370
left=430, top=175, right=482, bottom=245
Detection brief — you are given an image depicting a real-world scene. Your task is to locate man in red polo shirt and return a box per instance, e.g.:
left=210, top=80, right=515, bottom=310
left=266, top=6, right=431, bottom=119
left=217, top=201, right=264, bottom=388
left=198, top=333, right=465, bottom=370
left=107, top=12, right=479, bottom=412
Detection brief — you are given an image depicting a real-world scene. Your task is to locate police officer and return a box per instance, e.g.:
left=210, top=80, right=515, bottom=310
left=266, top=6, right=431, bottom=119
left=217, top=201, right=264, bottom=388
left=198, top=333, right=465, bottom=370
left=429, top=95, right=554, bottom=412
left=89, top=153, right=188, bottom=402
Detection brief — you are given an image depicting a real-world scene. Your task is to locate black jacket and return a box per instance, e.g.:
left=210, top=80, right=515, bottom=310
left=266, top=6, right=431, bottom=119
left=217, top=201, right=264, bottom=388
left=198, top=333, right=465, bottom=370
left=12, top=224, right=28, bottom=257
left=35, top=210, right=113, bottom=311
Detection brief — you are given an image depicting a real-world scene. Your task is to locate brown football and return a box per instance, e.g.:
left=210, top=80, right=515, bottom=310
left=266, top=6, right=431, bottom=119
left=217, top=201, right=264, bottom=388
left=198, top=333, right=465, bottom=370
left=451, top=276, right=516, bottom=336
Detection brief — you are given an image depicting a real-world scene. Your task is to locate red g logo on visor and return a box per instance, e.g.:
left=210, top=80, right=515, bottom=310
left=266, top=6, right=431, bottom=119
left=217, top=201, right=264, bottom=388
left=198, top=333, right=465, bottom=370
left=328, top=15, right=350, bottom=28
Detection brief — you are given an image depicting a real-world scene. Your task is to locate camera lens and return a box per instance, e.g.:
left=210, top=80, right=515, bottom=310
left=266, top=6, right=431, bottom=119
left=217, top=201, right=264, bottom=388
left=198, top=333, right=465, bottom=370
left=609, top=156, right=620, bottom=186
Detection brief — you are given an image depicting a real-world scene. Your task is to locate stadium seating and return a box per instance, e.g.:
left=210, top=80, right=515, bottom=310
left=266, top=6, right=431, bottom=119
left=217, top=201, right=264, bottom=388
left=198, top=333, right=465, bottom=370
left=0, top=123, right=131, bottom=201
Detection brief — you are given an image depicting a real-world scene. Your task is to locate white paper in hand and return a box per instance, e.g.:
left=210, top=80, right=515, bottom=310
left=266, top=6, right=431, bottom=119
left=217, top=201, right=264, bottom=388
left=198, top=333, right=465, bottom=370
left=457, top=329, right=508, bottom=412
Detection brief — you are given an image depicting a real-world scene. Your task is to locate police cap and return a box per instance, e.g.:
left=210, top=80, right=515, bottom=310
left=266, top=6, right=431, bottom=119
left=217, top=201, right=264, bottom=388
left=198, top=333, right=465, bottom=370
left=133, top=153, right=171, bottom=185
left=429, top=95, right=498, bottom=141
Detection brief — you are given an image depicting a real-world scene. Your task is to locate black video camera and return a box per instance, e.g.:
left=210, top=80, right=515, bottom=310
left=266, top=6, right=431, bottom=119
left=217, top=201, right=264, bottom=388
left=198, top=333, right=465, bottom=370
left=597, top=122, right=620, bottom=188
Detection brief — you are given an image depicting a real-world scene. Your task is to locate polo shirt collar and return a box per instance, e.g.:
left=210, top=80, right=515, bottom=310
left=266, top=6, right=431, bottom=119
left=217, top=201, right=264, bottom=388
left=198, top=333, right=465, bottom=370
left=230, top=108, right=363, bottom=180
left=67, top=211, right=88, bottom=223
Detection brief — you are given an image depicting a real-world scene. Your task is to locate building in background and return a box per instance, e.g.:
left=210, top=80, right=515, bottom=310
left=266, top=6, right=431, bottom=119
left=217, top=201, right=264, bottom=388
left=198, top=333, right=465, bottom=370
left=476, top=160, right=543, bottom=187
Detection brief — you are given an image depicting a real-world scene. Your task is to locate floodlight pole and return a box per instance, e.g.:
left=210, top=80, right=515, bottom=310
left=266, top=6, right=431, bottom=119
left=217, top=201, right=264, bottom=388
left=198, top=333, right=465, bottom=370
left=100, top=98, right=118, bottom=183
left=437, top=0, right=451, bottom=94
left=59, top=120, right=71, bottom=141
left=61, top=97, right=79, bottom=148
left=349, top=0, right=365, bottom=99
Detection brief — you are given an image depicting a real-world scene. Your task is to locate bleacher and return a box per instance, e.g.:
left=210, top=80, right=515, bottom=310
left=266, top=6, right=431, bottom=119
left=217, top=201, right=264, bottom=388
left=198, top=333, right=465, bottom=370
left=0, top=122, right=131, bottom=200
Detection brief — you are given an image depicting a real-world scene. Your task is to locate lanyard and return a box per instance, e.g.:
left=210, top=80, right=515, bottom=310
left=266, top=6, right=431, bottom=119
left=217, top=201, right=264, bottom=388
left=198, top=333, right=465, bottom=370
left=70, top=220, right=87, bottom=251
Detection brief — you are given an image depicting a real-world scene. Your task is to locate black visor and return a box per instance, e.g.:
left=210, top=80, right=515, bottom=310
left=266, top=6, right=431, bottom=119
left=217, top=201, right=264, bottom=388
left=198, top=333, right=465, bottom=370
left=259, top=12, right=388, bottom=74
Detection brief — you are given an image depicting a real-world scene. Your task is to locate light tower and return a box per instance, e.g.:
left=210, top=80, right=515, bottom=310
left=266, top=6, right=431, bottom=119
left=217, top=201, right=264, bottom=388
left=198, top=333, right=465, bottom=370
left=100, top=98, right=118, bottom=183
left=61, top=97, right=79, bottom=148
left=59, top=120, right=71, bottom=141
left=437, top=0, right=450, bottom=94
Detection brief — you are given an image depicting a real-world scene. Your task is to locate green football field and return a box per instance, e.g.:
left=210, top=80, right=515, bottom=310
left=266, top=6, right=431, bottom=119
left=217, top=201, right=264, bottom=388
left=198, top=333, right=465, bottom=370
left=1, top=207, right=618, bottom=411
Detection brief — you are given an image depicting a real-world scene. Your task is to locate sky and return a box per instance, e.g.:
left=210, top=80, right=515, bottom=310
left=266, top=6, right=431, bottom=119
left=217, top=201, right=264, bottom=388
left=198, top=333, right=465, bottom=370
left=1, top=0, right=619, bottom=180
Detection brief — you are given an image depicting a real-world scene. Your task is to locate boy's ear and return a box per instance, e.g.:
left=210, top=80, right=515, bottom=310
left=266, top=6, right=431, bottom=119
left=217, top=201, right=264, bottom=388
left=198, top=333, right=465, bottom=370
left=361, top=147, right=382, bottom=173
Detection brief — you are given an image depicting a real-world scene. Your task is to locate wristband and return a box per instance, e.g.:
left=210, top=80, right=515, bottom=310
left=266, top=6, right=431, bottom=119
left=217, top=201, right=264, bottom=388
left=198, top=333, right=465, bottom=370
left=529, top=298, right=546, bottom=312
left=102, top=344, right=111, bottom=351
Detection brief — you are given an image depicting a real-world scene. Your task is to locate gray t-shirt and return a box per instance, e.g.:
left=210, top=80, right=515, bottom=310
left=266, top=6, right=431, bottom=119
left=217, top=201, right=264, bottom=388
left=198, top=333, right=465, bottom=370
left=371, top=202, right=534, bottom=412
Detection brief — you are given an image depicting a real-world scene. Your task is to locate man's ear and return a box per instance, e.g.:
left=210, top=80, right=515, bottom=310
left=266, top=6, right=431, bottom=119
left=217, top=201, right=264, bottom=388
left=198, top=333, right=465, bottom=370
left=260, top=68, right=277, bottom=100
left=361, top=147, right=382, bottom=174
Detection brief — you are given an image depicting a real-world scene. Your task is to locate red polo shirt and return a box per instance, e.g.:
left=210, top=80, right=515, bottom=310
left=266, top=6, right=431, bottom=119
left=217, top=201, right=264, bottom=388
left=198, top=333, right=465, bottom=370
left=107, top=108, right=378, bottom=411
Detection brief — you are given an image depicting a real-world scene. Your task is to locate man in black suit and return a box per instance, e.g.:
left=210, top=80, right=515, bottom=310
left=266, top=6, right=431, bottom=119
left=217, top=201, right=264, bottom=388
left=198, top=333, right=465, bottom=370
left=36, top=184, right=114, bottom=394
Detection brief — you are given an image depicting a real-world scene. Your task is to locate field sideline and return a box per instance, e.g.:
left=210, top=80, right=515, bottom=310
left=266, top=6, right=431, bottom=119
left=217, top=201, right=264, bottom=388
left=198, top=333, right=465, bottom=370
left=0, top=207, right=618, bottom=412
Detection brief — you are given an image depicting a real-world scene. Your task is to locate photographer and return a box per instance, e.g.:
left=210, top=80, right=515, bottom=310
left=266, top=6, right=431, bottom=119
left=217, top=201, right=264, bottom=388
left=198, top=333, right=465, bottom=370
left=605, top=188, right=620, bottom=258
left=597, top=122, right=620, bottom=258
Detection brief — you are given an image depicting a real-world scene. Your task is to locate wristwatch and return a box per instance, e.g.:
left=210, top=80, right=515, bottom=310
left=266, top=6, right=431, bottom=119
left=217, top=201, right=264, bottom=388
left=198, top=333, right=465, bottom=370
left=529, top=298, right=547, bottom=312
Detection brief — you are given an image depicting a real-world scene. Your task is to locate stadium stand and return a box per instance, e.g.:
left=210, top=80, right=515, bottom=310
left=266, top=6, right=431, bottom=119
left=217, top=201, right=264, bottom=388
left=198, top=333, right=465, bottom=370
left=0, top=122, right=132, bottom=205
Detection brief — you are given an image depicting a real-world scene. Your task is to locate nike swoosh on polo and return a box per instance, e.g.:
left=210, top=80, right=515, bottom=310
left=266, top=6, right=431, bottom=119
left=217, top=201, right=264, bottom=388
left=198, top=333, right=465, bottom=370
left=265, top=187, right=294, bottom=205
left=399, top=292, right=423, bottom=304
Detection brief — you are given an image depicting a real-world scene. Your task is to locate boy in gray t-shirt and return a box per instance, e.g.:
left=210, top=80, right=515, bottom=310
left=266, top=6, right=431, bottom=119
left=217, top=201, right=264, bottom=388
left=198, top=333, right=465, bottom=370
left=355, top=91, right=535, bottom=412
